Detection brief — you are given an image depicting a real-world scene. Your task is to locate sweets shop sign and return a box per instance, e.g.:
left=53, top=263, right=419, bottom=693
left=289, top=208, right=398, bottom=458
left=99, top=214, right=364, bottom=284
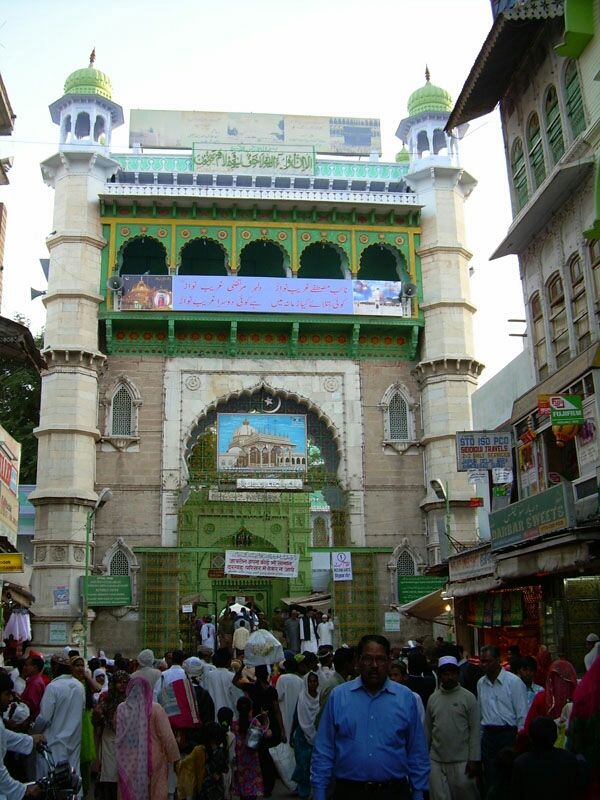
left=489, top=483, right=575, bottom=551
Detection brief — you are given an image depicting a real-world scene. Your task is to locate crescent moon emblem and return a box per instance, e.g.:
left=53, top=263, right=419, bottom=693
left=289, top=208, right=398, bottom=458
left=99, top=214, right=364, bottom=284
left=263, top=396, right=282, bottom=414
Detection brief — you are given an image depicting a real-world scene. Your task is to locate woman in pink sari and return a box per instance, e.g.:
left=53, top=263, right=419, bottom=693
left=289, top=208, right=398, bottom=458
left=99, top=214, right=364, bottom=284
left=116, top=674, right=180, bottom=800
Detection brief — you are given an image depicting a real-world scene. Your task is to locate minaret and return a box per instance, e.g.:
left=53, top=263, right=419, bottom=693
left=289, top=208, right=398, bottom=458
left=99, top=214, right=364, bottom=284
left=397, top=68, right=484, bottom=560
left=29, top=54, right=122, bottom=647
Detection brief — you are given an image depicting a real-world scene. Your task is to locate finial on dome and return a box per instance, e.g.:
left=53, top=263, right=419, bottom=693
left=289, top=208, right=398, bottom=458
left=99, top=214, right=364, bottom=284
left=89, top=48, right=96, bottom=66
left=425, top=65, right=430, bottom=82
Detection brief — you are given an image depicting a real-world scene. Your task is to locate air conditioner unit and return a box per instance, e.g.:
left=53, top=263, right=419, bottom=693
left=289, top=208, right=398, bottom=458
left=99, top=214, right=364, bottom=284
left=573, top=476, right=599, bottom=523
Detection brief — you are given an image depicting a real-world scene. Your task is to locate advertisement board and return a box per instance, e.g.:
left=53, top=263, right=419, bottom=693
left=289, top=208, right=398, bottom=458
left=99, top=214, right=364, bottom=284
left=448, top=544, right=493, bottom=581
left=549, top=394, right=584, bottom=425
left=332, top=551, right=353, bottom=581
left=120, top=276, right=410, bottom=317
left=0, top=426, right=21, bottom=547
left=217, top=414, right=307, bottom=473
left=0, top=553, right=23, bottom=573
left=455, top=430, right=513, bottom=472
left=224, top=550, right=299, bottom=578
left=489, top=483, right=575, bottom=551
left=130, top=109, right=382, bottom=156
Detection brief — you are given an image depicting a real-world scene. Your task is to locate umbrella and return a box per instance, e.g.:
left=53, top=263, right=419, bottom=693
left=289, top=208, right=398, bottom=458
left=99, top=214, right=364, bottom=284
left=244, top=629, right=285, bottom=666
left=219, top=602, right=249, bottom=617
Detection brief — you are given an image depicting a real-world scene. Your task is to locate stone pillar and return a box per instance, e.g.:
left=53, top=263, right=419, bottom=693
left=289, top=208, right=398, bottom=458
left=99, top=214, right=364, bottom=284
left=409, top=165, right=484, bottom=558
left=30, top=149, right=119, bottom=648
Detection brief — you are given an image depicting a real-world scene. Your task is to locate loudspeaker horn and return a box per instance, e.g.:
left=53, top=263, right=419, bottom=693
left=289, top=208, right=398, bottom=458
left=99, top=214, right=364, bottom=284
left=106, top=276, right=124, bottom=291
left=30, top=288, right=46, bottom=301
left=403, top=283, right=417, bottom=298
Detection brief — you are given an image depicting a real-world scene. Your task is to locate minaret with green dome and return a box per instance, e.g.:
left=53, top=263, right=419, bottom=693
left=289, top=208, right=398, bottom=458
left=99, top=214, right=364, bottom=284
left=49, top=49, right=123, bottom=149
left=396, top=67, right=483, bottom=560
left=397, top=67, right=460, bottom=167
left=30, top=54, right=122, bottom=652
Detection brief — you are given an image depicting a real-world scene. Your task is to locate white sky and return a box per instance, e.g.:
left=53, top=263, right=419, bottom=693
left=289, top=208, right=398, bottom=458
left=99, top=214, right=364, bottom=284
left=0, top=0, right=526, bottom=383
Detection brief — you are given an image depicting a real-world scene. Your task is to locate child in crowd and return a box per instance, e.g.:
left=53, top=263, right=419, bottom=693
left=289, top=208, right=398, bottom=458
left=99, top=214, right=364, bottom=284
left=217, top=707, right=236, bottom=800
left=231, top=696, right=269, bottom=800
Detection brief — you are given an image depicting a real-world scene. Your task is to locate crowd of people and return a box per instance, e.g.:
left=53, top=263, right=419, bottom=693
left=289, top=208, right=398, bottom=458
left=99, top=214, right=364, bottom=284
left=0, top=613, right=598, bottom=800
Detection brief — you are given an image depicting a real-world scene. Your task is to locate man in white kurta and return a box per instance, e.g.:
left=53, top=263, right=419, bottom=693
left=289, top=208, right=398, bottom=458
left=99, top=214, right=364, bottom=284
left=276, top=662, right=303, bottom=741
left=36, top=656, right=85, bottom=782
left=204, top=649, right=243, bottom=719
left=299, top=609, right=319, bottom=654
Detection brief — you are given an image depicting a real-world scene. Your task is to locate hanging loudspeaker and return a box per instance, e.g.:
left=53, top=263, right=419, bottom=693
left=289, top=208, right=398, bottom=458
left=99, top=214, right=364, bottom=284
left=106, top=276, right=124, bottom=291
left=403, top=283, right=417, bottom=298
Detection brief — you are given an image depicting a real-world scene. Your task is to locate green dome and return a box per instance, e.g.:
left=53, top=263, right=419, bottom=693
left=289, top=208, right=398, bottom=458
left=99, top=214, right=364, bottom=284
left=64, top=50, right=112, bottom=100
left=407, top=67, right=452, bottom=117
left=395, top=146, right=410, bottom=164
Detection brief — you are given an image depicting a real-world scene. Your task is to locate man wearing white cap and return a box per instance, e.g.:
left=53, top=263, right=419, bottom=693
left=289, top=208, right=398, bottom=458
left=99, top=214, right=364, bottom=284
left=425, top=655, right=480, bottom=800
left=317, top=614, right=334, bottom=648
left=584, top=632, right=599, bottom=671
left=132, top=648, right=162, bottom=689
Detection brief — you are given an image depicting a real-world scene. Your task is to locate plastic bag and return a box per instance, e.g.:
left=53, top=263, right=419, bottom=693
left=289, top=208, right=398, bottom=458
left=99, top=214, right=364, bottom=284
left=244, top=629, right=285, bottom=666
left=245, top=718, right=265, bottom=750
left=270, top=742, right=297, bottom=792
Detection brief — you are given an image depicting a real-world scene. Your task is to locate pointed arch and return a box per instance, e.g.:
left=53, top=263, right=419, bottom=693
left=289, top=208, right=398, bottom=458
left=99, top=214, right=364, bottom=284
left=358, top=243, right=408, bottom=282
left=100, top=375, right=142, bottom=449
left=380, top=382, right=417, bottom=444
left=298, top=242, right=346, bottom=279
left=101, top=538, right=139, bottom=604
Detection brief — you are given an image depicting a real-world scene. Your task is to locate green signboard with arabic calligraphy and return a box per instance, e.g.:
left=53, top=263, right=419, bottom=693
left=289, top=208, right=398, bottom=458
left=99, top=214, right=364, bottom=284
left=193, top=145, right=315, bottom=176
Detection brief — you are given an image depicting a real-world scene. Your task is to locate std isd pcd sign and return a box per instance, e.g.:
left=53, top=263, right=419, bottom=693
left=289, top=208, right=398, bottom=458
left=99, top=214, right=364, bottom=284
left=455, top=431, right=513, bottom=472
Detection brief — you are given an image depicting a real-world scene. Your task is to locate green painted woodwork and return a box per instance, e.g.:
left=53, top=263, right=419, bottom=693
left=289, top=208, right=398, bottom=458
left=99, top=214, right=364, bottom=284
left=584, top=158, right=600, bottom=240
left=101, top=313, right=423, bottom=361
left=177, top=488, right=313, bottom=616
left=110, top=154, right=409, bottom=181
left=555, top=0, right=594, bottom=58
left=176, top=225, right=231, bottom=267
left=236, top=226, right=292, bottom=270
left=115, top=224, right=171, bottom=266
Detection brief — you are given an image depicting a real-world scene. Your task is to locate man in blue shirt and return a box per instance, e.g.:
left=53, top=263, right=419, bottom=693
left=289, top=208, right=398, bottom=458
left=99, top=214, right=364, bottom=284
left=311, top=634, right=430, bottom=800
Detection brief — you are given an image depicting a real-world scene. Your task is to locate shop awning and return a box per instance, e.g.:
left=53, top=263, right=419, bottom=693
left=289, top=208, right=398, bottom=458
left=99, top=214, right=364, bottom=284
left=447, top=575, right=504, bottom=598
left=280, top=593, right=331, bottom=611
left=399, top=589, right=449, bottom=622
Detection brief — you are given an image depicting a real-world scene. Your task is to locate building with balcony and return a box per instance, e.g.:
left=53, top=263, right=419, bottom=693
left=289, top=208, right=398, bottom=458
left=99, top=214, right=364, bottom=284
left=30, top=55, right=483, bottom=654
left=446, top=0, right=600, bottom=670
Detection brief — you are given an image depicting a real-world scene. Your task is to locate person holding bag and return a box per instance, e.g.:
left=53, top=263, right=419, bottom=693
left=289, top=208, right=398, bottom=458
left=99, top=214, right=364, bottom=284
left=231, top=697, right=269, bottom=800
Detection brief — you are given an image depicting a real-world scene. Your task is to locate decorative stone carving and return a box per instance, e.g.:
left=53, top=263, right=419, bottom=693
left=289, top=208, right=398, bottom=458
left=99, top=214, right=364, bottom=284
left=322, top=375, right=341, bottom=393
left=36, top=546, right=47, bottom=562
left=270, top=523, right=282, bottom=534
left=73, top=547, right=85, bottom=563
left=50, top=546, right=66, bottom=562
left=185, top=375, right=201, bottom=391
left=204, top=523, right=215, bottom=534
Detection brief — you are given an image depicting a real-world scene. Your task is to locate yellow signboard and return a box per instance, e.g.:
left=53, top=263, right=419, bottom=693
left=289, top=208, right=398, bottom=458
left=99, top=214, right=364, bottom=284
left=0, top=425, right=20, bottom=548
left=0, top=553, right=24, bottom=573
left=130, top=109, right=382, bottom=156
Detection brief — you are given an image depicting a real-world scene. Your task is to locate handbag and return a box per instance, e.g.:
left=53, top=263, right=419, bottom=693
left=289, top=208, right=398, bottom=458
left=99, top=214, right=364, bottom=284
left=245, top=717, right=265, bottom=750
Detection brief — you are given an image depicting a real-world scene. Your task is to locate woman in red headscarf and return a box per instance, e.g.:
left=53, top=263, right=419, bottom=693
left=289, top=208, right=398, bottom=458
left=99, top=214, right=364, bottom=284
left=116, top=674, right=180, bottom=800
left=523, top=659, right=578, bottom=736
left=567, top=655, right=600, bottom=799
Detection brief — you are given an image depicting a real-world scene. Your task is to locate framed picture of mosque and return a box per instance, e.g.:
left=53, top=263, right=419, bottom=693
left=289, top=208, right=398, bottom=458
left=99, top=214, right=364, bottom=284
left=217, top=413, right=307, bottom=473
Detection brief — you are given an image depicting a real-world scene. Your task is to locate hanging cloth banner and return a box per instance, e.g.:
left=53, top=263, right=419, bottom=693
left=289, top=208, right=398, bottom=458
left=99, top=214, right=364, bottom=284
left=225, top=550, right=299, bottom=578
left=332, top=551, right=353, bottom=582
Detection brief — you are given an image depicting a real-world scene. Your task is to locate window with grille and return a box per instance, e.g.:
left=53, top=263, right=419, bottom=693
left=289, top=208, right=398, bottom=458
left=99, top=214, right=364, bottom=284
left=397, top=550, right=416, bottom=576
left=548, top=274, right=569, bottom=368
left=511, top=138, right=528, bottom=211
left=531, top=293, right=548, bottom=380
left=110, top=549, right=130, bottom=576
left=387, top=392, right=410, bottom=441
left=544, top=86, right=564, bottom=165
left=527, top=114, right=546, bottom=190
left=111, top=385, right=134, bottom=436
left=565, top=60, right=585, bottom=138
left=569, top=255, right=590, bottom=353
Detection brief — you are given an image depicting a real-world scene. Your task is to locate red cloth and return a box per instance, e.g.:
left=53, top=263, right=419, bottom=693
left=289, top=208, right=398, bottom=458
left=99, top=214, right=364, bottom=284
left=535, top=647, right=552, bottom=686
left=20, top=672, right=46, bottom=719
left=523, top=659, right=578, bottom=736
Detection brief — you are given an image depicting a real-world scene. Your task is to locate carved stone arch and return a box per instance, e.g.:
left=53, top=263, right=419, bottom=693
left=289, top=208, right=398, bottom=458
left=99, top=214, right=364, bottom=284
left=100, top=374, right=142, bottom=451
left=181, top=378, right=343, bottom=483
left=177, top=236, right=229, bottom=273
left=100, top=537, right=139, bottom=605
